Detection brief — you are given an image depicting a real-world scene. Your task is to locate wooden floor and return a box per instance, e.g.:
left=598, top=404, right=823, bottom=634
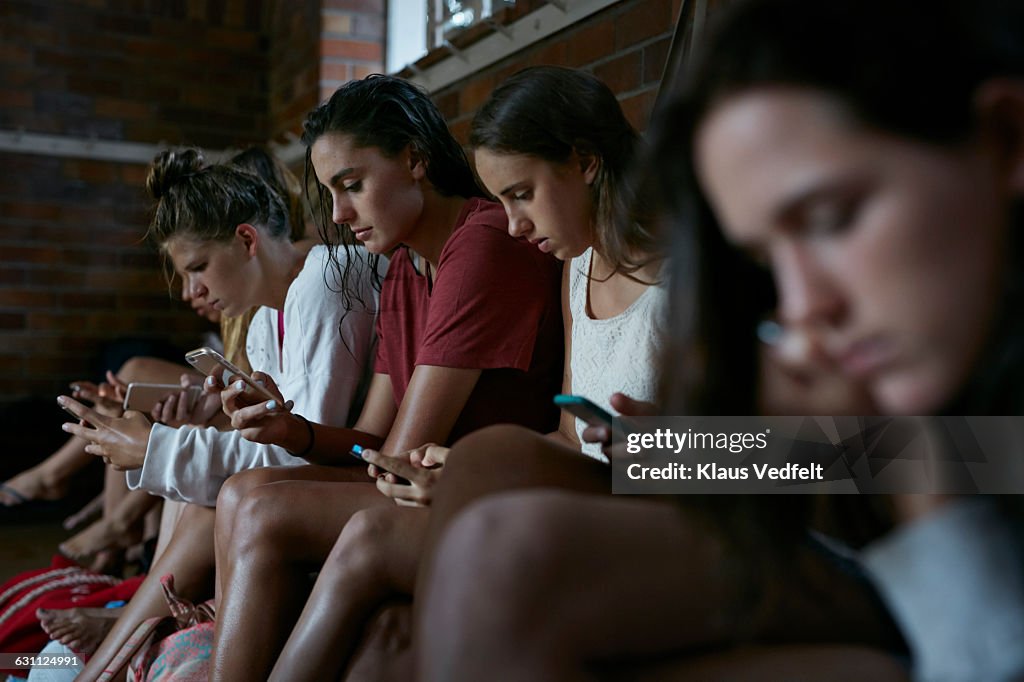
left=0, top=519, right=71, bottom=578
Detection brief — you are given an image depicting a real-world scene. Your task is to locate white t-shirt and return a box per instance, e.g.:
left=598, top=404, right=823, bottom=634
left=568, top=247, right=667, bottom=460
left=126, top=245, right=381, bottom=506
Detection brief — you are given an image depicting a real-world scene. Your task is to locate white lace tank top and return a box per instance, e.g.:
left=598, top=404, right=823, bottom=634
left=569, top=247, right=667, bottom=460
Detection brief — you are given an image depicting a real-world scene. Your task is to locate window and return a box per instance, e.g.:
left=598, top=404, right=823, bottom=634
left=430, top=0, right=516, bottom=49
left=386, top=0, right=429, bottom=73
left=387, top=0, right=519, bottom=74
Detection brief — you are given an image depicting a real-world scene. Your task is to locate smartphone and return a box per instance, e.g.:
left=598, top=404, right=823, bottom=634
left=184, top=347, right=277, bottom=402
left=350, top=445, right=410, bottom=484
left=59, top=401, right=94, bottom=429
left=123, top=383, right=202, bottom=413
left=554, top=394, right=615, bottom=428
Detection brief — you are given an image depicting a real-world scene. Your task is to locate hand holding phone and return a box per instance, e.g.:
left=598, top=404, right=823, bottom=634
left=357, top=445, right=450, bottom=506
left=184, top=347, right=276, bottom=402
left=123, top=383, right=202, bottom=413
left=60, top=400, right=95, bottom=429
left=350, top=444, right=410, bottom=485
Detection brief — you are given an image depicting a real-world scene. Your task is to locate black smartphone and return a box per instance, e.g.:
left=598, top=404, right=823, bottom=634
left=350, top=445, right=410, bottom=484
left=60, top=401, right=94, bottom=429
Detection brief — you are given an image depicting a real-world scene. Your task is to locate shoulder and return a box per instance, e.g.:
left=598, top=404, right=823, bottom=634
left=459, top=197, right=509, bottom=231
left=448, top=199, right=511, bottom=249
left=441, top=198, right=551, bottom=272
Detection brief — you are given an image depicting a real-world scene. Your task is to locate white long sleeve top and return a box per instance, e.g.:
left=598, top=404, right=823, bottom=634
left=126, top=245, right=380, bottom=506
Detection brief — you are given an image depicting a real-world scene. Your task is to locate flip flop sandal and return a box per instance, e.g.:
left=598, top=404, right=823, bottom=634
left=0, top=483, right=29, bottom=505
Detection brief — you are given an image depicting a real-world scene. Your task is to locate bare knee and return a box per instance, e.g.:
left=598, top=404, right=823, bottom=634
left=229, top=485, right=300, bottom=558
left=115, top=356, right=149, bottom=383
left=431, top=425, right=550, bottom=505
left=322, top=508, right=393, bottom=585
left=446, top=425, right=538, bottom=471
left=217, top=467, right=298, bottom=518
left=428, top=491, right=577, bottom=627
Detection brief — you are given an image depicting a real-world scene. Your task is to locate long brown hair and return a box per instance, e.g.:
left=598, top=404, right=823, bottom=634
left=470, top=66, right=659, bottom=276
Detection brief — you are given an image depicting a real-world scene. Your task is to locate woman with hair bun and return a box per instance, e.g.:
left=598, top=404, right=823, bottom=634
left=60, top=147, right=378, bottom=681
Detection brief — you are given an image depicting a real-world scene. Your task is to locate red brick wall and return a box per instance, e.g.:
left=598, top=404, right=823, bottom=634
left=1, top=0, right=270, bottom=148
left=319, top=0, right=386, bottom=105
left=269, top=0, right=322, bottom=142
left=0, top=152, right=211, bottom=402
left=433, top=0, right=684, bottom=142
left=0, top=0, right=273, bottom=407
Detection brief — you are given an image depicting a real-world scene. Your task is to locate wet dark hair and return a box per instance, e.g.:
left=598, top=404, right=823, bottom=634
left=470, top=66, right=658, bottom=274
left=146, top=148, right=290, bottom=247
left=301, top=75, right=486, bottom=306
left=647, top=0, right=1024, bottom=416
left=229, top=146, right=307, bottom=242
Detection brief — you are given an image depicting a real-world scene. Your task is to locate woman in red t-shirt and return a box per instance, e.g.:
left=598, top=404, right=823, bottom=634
left=208, top=75, right=564, bottom=680
left=256, top=68, right=671, bottom=681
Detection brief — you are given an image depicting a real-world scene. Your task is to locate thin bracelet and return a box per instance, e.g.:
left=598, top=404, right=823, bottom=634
left=288, top=414, right=316, bottom=458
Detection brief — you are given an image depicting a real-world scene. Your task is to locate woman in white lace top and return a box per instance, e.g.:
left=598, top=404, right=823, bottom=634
left=472, top=65, right=667, bottom=458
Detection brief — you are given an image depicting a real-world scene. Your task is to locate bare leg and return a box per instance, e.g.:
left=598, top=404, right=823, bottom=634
left=74, top=503, right=216, bottom=682
left=63, top=493, right=104, bottom=531
left=270, top=506, right=428, bottom=682
left=212, top=464, right=370, bottom=601
left=344, top=603, right=414, bottom=682
left=153, top=499, right=186, bottom=562
left=212, top=479, right=391, bottom=682
left=59, top=489, right=159, bottom=560
left=419, top=490, right=899, bottom=682
left=416, top=425, right=610, bottom=600
left=0, top=436, right=88, bottom=505
left=101, top=449, right=132, bottom=514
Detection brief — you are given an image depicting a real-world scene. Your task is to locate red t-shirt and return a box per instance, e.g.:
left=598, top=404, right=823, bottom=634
left=375, top=197, right=563, bottom=444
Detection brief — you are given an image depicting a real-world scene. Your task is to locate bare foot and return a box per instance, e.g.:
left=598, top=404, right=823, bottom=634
left=37, top=607, right=122, bottom=655
left=59, top=517, right=139, bottom=560
left=0, top=466, right=69, bottom=506
left=88, top=549, right=125, bottom=575
left=63, top=494, right=104, bottom=531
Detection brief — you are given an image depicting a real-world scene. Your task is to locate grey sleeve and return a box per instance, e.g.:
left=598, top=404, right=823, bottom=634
left=861, top=498, right=1024, bottom=682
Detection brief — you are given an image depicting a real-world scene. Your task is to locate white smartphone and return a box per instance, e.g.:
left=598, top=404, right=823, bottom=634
left=123, top=383, right=202, bottom=413
left=184, top=347, right=277, bottom=401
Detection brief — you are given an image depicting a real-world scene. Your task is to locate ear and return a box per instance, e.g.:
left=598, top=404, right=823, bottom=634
left=235, top=223, right=259, bottom=257
left=974, top=78, right=1024, bottom=194
left=407, top=144, right=427, bottom=181
left=575, top=149, right=601, bottom=186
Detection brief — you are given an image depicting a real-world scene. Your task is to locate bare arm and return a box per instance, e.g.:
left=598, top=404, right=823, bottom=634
left=223, top=373, right=395, bottom=465
left=382, top=365, right=481, bottom=454
left=548, top=262, right=580, bottom=449
left=223, top=365, right=480, bottom=464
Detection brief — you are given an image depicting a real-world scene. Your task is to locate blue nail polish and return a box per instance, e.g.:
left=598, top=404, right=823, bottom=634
left=235, top=380, right=245, bottom=390
left=266, top=400, right=277, bottom=410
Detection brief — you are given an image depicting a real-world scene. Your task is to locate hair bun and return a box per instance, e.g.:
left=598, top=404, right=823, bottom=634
left=147, top=148, right=205, bottom=199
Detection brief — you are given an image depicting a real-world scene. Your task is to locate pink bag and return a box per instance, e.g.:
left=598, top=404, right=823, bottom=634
left=98, top=574, right=214, bottom=682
